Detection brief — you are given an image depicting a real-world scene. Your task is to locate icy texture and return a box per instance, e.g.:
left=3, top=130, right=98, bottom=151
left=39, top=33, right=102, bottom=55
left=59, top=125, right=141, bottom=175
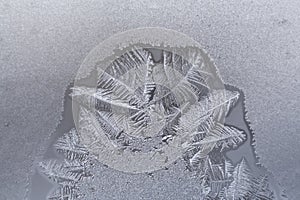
left=38, top=129, right=92, bottom=200
left=43, top=47, right=276, bottom=199
left=40, top=100, right=275, bottom=199
left=40, top=131, right=275, bottom=200
left=1, top=0, right=299, bottom=199
left=37, top=45, right=278, bottom=199
left=72, top=47, right=225, bottom=173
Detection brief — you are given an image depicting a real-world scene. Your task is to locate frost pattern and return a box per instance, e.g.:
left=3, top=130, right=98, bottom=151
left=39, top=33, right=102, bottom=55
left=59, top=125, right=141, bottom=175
left=72, top=48, right=213, bottom=140
left=181, top=91, right=275, bottom=199
left=39, top=47, right=276, bottom=199
left=38, top=129, right=93, bottom=200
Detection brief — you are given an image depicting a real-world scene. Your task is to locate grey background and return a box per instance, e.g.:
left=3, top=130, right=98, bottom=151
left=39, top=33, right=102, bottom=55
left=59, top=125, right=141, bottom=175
left=1, top=0, right=299, bottom=199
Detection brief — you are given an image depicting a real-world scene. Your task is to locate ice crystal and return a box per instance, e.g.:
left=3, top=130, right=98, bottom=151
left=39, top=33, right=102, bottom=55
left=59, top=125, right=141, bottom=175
left=38, top=129, right=93, bottom=200
left=39, top=46, right=276, bottom=199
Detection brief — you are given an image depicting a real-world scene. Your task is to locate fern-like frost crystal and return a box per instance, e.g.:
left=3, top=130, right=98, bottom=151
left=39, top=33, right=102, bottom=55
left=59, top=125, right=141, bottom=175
left=39, top=129, right=92, bottom=200
left=39, top=46, right=276, bottom=200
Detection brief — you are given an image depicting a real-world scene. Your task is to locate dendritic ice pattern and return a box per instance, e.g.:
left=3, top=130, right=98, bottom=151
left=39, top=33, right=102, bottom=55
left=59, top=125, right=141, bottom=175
left=38, top=47, right=277, bottom=199
left=38, top=129, right=93, bottom=199
left=71, top=47, right=225, bottom=173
